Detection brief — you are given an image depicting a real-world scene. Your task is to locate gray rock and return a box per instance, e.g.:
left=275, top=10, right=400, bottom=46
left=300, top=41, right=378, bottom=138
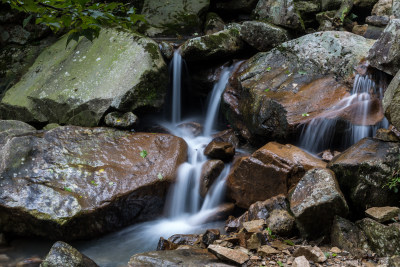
left=239, top=21, right=289, bottom=52
left=365, top=206, right=400, bottom=223
left=222, top=31, right=375, bottom=143
left=140, top=0, right=209, bottom=37
left=265, top=209, right=296, bottom=236
left=289, top=168, right=348, bottom=238
left=40, top=241, right=98, bottom=267
left=328, top=138, right=400, bottom=217
left=158, top=41, right=175, bottom=60
left=253, top=0, right=304, bottom=30
left=394, top=0, right=400, bottom=18
left=354, top=0, right=380, bottom=9
left=293, top=246, right=327, bottom=263
left=7, top=25, right=30, bottom=45
left=366, top=15, right=390, bottom=27
left=383, top=69, right=400, bottom=130
left=0, top=28, right=167, bottom=127
left=204, top=13, right=225, bottom=35
left=203, top=229, right=221, bottom=246
left=368, top=19, right=400, bottom=76
left=104, top=111, right=138, bottom=129
left=129, top=249, right=234, bottom=267
left=357, top=218, right=400, bottom=256
left=331, top=216, right=371, bottom=258
left=0, top=126, right=187, bottom=240
left=180, top=28, right=245, bottom=62
left=43, top=123, right=60, bottom=131
left=292, top=256, right=310, bottom=267
left=389, top=255, right=400, bottom=267
left=372, top=0, right=392, bottom=16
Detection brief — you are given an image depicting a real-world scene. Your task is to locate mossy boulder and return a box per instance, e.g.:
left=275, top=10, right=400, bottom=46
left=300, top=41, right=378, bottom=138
left=140, top=0, right=210, bottom=37
left=180, top=28, right=245, bottom=62
left=0, top=126, right=187, bottom=240
left=0, top=28, right=167, bottom=127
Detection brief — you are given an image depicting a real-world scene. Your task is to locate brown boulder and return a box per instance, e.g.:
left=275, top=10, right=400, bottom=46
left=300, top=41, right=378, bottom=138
left=200, top=160, right=225, bottom=198
left=0, top=126, right=187, bottom=240
left=226, top=142, right=326, bottom=208
left=208, top=245, right=249, bottom=265
left=204, top=141, right=235, bottom=161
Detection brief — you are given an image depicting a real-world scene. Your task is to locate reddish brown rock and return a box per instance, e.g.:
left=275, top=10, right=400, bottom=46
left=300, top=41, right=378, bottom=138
left=202, top=229, right=221, bottom=246
left=212, top=129, right=240, bottom=148
left=226, top=142, right=326, bottom=208
left=365, top=207, right=400, bottom=223
left=0, top=126, right=188, bottom=240
left=157, top=237, right=179, bottom=251
left=204, top=141, right=235, bottom=161
left=200, top=160, right=224, bottom=197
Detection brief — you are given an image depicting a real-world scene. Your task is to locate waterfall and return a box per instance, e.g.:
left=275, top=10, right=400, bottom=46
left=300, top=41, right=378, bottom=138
left=299, top=74, right=389, bottom=153
left=171, top=50, right=182, bottom=124
left=78, top=52, right=237, bottom=266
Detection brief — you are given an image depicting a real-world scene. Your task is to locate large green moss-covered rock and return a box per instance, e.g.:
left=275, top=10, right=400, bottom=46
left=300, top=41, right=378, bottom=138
left=140, top=0, right=210, bottom=37
left=0, top=28, right=167, bottom=127
left=0, top=126, right=187, bottom=240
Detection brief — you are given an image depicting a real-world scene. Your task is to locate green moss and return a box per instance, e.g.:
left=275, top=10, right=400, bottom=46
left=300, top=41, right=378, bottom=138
left=144, top=43, right=160, bottom=61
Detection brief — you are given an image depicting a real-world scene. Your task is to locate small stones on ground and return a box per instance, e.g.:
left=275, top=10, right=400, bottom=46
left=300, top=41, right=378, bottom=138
left=257, top=245, right=280, bottom=256
left=293, top=246, right=327, bottom=263
left=292, top=255, right=310, bottom=267
left=208, top=244, right=249, bottom=265
left=243, top=219, right=265, bottom=232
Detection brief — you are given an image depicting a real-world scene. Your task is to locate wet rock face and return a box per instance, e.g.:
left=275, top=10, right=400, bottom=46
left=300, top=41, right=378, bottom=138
left=41, top=241, right=98, bottom=267
left=0, top=29, right=167, bottom=127
left=331, top=216, right=371, bottom=258
left=289, top=168, right=348, bottom=239
left=383, top=69, right=400, bottom=130
left=222, top=31, right=375, bottom=143
left=200, top=160, right=224, bottom=197
left=204, top=141, right=235, bottom=161
left=226, top=142, right=326, bottom=209
left=328, top=138, right=400, bottom=217
left=0, top=126, right=187, bottom=240
left=357, top=218, right=400, bottom=256
left=140, top=0, right=209, bottom=37
left=368, top=19, right=400, bottom=76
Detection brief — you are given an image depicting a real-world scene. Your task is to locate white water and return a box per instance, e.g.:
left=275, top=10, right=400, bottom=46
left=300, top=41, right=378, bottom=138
left=299, top=74, right=389, bottom=153
left=78, top=52, right=236, bottom=266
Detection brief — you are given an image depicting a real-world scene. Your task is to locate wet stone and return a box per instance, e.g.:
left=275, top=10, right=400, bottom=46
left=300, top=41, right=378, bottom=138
left=157, top=237, right=179, bottom=251
left=204, top=141, right=235, bottom=162
left=168, top=234, right=201, bottom=246
left=202, top=229, right=221, bottom=246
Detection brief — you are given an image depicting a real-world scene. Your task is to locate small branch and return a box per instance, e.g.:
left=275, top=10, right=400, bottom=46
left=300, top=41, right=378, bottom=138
left=38, top=2, right=64, bottom=12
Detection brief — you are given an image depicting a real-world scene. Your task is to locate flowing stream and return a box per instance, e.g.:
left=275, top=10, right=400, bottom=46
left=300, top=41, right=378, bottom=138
left=299, top=74, right=389, bottom=153
left=75, top=52, right=237, bottom=266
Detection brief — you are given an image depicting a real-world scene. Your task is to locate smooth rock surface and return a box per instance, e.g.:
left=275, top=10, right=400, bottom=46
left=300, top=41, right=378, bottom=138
left=368, top=19, right=400, bottom=76
left=0, top=29, right=167, bottom=126
left=289, top=168, right=348, bottom=238
left=204, top=141, right=235, bottom=161
left=200, top=160, right=224, bottom=197
left=328, top=138, right=400, bottom=217
left=293, top=246, right=327, bottom=263
left=0, top=126, right=187, bottom=240
left=40, top=241, right=98, bottom=267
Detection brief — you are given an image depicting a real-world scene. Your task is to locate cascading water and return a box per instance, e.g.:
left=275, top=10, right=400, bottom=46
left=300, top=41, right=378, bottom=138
left=299, top=74, right=389, bottom=153
left=77, top=51, right=237, bottom=266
